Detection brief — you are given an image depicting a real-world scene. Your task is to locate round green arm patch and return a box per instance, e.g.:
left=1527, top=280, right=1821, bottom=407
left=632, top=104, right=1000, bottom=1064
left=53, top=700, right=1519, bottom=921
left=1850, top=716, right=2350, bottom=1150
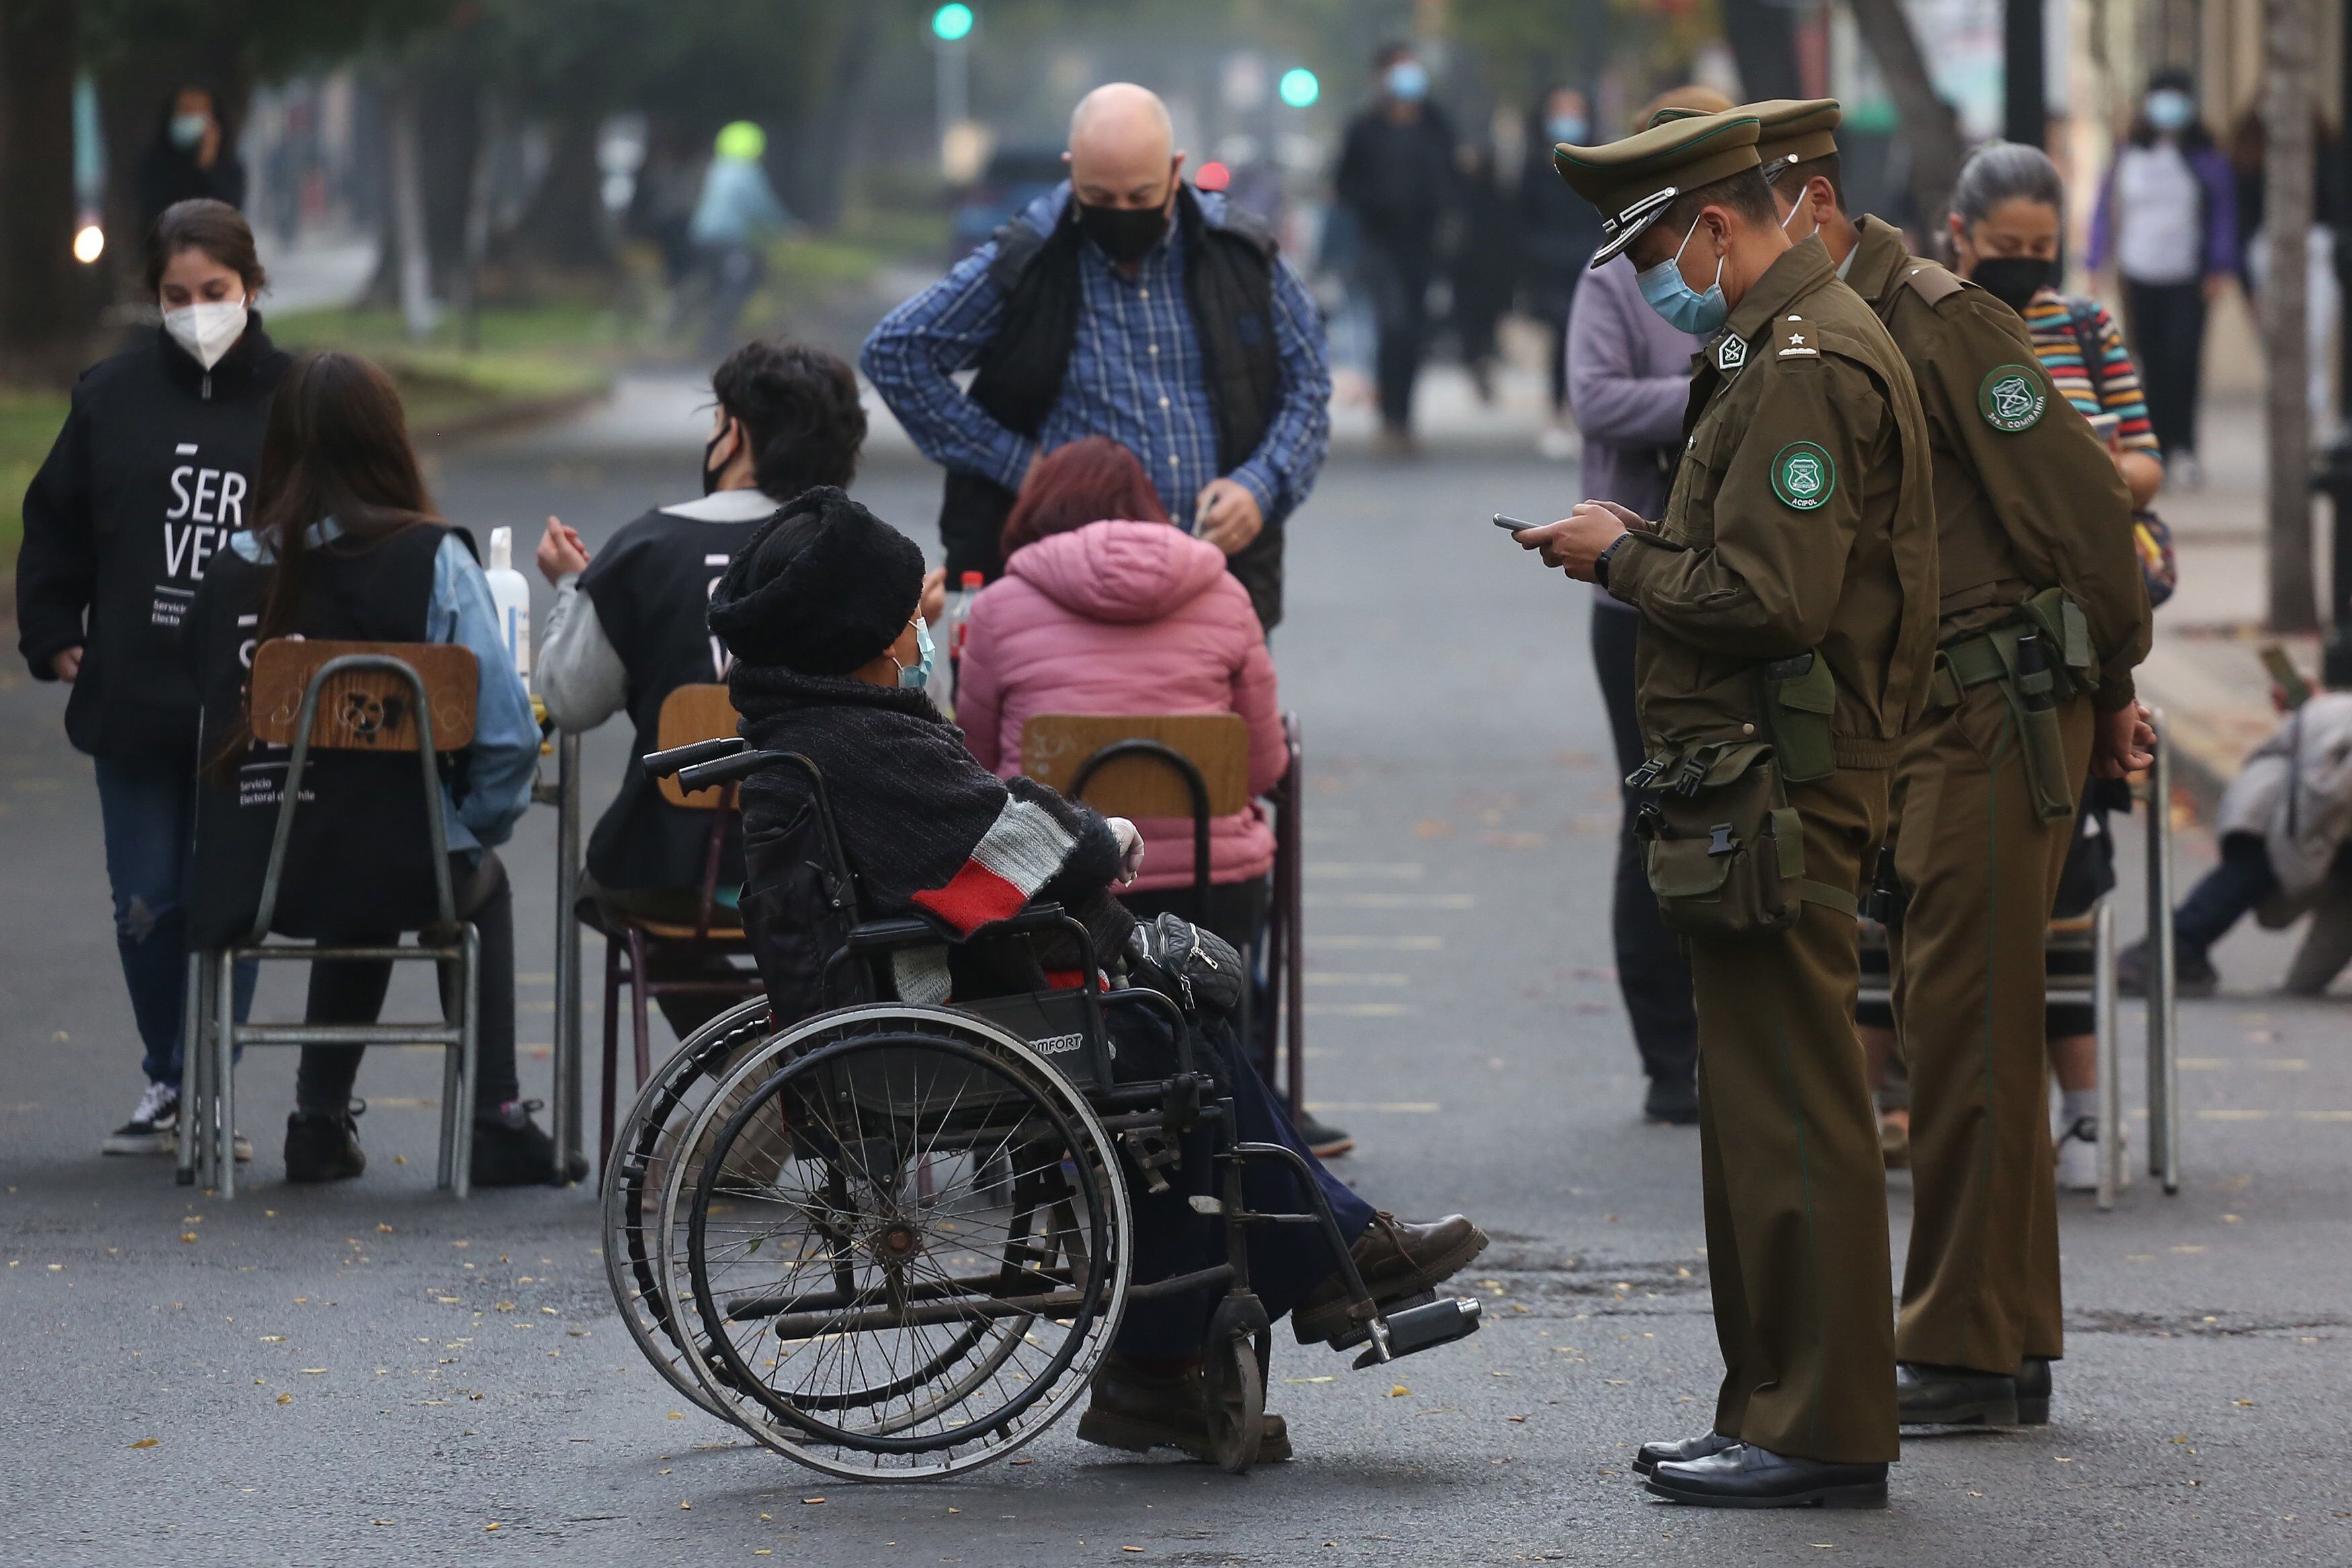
left=1978, top=363, right=2048, bottom=432
left=1771, top=441, right=1837, bottom=511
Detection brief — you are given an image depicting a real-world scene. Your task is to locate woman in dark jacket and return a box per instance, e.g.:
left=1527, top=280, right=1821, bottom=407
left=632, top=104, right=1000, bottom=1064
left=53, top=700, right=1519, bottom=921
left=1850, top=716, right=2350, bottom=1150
left=15, top=199, right=284, bottom=1159
left=708, top=489, right=1486, bottom=1463
left=135, top=85, right=248, bottom=234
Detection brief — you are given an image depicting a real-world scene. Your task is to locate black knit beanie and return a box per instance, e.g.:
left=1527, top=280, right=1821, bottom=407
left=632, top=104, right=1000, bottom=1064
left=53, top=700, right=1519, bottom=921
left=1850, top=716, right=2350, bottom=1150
left=707, top=486, right=925, bottom=675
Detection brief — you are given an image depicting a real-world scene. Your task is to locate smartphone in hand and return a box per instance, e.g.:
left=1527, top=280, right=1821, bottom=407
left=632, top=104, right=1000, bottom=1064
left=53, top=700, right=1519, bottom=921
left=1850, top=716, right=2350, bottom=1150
left=1493, top=513, right=1536, bottom=533
left=2261, top=644, right=2314, bottom=709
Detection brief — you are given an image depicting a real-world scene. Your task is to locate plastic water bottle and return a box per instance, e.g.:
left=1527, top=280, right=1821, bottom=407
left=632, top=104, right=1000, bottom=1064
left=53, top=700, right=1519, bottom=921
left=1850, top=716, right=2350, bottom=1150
left=942, top=570, right=984, bottom=716
left=485, top=526, right=532, bottom=678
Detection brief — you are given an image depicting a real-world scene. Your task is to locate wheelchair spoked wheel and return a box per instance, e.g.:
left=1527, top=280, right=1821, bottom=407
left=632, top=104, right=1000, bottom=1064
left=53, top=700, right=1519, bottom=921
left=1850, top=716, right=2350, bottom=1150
left=600, top=996, right=776, bottom=1420
left=677, top=1008, right=1131, bottom=1479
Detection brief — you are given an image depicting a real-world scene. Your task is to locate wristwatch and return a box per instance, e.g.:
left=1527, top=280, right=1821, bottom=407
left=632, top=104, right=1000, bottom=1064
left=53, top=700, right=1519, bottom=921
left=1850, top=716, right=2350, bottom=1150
left=1593, top=532, right=1632, bottom=591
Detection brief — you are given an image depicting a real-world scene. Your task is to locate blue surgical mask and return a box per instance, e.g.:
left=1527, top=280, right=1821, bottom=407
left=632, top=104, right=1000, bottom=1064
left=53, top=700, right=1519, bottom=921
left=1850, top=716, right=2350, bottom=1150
left=1386, top=60, right=1429, bottom=102
left=2146, top=89, right=2194, bottom=134
left=1637, top=217, right=1729, bottom=337
left=170, top=112, right=209, bottom=150
left=896, top=615, right=935, bottom=691
left=1546, top=114, right=1588, bottom=146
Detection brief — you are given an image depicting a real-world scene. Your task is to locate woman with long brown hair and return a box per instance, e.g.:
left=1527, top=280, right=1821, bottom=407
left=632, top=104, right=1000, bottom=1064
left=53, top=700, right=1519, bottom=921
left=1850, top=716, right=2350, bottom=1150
left=186, top=350, right=562, bottom=1185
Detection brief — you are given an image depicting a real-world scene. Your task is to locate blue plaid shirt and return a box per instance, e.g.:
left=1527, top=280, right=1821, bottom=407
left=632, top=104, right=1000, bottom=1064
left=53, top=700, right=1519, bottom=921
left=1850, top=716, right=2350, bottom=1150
left=862, top=185, right=1331, bottom=529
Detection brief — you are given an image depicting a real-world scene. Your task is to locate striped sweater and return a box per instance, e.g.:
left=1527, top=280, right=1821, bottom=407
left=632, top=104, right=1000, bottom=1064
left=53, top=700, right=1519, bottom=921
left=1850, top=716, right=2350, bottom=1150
left=2018, top=288, right=2162, bottom=462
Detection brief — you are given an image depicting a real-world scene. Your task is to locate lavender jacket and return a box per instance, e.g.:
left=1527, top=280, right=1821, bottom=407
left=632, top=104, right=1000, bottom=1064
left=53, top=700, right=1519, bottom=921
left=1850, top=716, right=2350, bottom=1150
left=2087, top=142, right=2239, bottom=280
left=1565, top=255, right=1704, bottom=609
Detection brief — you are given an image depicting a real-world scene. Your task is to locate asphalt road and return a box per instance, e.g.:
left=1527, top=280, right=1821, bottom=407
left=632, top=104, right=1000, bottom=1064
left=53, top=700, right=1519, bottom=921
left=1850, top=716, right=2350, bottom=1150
left=4, top=433, right=2348, bottom=1566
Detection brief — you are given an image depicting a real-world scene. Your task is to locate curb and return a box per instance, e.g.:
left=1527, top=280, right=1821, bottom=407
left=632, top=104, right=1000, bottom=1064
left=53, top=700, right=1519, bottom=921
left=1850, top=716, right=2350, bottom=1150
left=409, top=382, right=614, bottom=452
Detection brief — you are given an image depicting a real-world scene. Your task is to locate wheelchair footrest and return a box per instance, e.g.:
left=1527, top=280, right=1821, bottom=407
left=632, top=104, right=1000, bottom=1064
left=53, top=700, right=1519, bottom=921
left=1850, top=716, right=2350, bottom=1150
left=1349, top=1294, right=1484, bottom=1370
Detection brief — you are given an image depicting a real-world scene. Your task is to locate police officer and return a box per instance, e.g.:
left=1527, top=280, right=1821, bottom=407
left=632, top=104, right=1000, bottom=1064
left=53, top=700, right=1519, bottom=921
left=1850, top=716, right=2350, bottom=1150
left=1744, top=101, right=2154, bottom=1426
left=1522, top=110, right=1938, bottom=1508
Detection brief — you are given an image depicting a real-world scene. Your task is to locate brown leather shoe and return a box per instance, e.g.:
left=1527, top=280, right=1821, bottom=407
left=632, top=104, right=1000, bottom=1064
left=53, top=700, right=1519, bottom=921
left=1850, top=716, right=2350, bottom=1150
left=1290, top=1211, right=1489, bottom=1345
left=1074, top=1354, right=1290, bottom=1463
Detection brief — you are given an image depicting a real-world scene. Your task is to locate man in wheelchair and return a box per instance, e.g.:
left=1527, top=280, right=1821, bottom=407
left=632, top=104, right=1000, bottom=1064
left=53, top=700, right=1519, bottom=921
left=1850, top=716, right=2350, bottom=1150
left=702, top=490, right=1489, bottom=1462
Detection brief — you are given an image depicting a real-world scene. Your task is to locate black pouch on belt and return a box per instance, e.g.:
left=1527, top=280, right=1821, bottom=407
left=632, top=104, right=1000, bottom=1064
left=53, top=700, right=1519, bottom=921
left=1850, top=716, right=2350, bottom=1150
left=1630, top=740, right=1857, bottom=939
left=1759, top=651, right=1837, bottom=783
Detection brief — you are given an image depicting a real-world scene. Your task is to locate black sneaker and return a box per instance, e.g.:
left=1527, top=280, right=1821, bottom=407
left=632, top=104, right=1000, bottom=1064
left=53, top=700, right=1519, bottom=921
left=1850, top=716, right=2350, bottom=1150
left=2117, top=939, right=2217, bottom=998
left=101, top=1081, right=180, bottom=1156
left=285, top=1102, right=367, bottom=1182
left=1298, top=1112, right=1354, bottom=1159
left=1644, top=1078, right=1700, bottom=1125
left=472, top=1100, right=588, bottom=1187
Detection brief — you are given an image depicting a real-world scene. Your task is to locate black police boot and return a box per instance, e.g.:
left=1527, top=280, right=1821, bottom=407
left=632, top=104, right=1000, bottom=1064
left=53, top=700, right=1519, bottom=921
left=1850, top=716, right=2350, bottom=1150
left=1896, top=1361, right=2021, bottom=1427
left=284, top=1102, right=367, bottom=1183
left=1643, top=1077, right=1700, bottom=1125
left=471, top=1100, right=589, bottom=1187
left=2016, top=1356, right=2052, bottom=1426
left=1644, top=1442, right=1888, bottom=1508
left=1634, top=1430, right=1736, bottom=1476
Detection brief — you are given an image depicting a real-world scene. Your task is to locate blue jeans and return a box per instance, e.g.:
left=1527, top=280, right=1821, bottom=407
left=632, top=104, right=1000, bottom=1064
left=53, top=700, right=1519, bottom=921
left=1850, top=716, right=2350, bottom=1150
left=93, top=752, right=255, bottom=1088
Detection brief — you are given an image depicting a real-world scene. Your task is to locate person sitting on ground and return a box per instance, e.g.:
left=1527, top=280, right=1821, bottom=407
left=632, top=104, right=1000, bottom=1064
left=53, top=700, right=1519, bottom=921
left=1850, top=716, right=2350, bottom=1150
left=2122, top=679, right=2352, bottom=999
left=185, top=350, right=566, bottom=1186
left=708, top=487, right=1488, bottom=1463
left=952, top=437, right=1349, bottom=1157
left=534, top=339, right=939, bottom=1043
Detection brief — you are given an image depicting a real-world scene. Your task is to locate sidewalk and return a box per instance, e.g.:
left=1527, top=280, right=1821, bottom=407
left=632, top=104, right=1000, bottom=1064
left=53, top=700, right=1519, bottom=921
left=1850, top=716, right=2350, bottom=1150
left=2131, top=391, right=2324, bottom=808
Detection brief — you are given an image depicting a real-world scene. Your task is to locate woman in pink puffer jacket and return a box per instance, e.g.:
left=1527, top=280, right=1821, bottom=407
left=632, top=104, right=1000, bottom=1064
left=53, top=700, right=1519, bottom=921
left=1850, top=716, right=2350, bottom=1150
left=956, top=437, right=1286, bottom=908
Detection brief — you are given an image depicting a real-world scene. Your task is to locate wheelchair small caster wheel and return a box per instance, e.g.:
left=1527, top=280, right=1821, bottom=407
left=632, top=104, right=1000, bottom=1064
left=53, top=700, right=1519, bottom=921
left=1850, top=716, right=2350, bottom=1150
left=1202, top=1331, right=1265, bottom=1475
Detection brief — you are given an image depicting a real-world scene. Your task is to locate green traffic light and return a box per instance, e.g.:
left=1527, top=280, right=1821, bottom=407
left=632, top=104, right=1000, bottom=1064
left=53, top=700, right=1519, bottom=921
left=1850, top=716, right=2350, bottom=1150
left=932, top=3, right=974, bottom=42
left=1278, top=68, right=1320, bottom=108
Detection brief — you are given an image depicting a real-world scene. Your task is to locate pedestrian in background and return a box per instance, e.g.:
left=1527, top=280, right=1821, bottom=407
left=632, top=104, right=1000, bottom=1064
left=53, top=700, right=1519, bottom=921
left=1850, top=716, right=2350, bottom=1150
left=1521, top=84, right=1605, bottom=459
left=1946, top=140, right=2172, bottom=1193
left=1560, top=85, right=1728, bottom=1127
left=2088, top=70, right=2236, bottom=487
left=136, top=84, right=247, bottom=234
left=689, top=121, right=792, bottom=355
left=1333, top=42, right=1458, bottom=452
left=864, top=82, right=1330, bottom=634
left=16, top=200, right=284, bottom=1162
left=1450, top=134, right=1519, bottom=406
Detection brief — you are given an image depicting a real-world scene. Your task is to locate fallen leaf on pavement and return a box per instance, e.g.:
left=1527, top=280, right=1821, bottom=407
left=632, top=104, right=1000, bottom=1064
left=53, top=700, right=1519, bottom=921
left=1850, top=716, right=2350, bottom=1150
left=128, top=1438, right=159, bottom=1449
left=1388, top=1385, right=1410, bottom=1397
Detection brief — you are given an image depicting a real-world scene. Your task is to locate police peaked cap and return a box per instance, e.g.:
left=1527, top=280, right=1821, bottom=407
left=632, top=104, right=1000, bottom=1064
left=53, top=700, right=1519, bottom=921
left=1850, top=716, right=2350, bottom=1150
left=1667, top=99, right=1845, bottom=184
left=1552, top=110, right=1763, bottom=268
left=707, top=486, right=925, bottom=675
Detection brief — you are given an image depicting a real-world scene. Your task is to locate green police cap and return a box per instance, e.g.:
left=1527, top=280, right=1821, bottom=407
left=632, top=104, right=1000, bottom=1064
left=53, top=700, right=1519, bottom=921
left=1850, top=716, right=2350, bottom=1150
left=1745, top=99, right=1843, bottom=181
left=1552, top=110, right=1762, bottom=268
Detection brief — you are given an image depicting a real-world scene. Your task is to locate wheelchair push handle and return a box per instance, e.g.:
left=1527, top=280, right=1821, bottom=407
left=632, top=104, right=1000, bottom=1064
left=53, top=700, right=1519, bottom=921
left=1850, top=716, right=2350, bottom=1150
left=644, top=735, right=746, bottom=781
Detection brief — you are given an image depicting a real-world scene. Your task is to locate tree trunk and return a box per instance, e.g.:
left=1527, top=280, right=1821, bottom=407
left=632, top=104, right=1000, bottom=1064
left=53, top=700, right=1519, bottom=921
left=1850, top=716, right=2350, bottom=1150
left=2265, top=0, right=2320, bottom=632
left=384, top=77, right=438, bottom=340
left=0, top=0, right=99, bottom=380
left=502, top=114, right=615, bottom=277
left=1844, top=0, right=1966, bottom=228
left=775, top=0, right=870, bottom=228
left=1724, top=0, right=1803, bottom=101
left=362, top=53, right=480, bottom=310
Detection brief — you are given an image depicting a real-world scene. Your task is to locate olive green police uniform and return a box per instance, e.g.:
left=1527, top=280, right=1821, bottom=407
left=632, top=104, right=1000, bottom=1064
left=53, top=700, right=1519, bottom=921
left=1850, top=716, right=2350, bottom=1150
left=1745, top=101, right=2150, bottom=1381
left=1555, top=112, right=1939, bottom=1465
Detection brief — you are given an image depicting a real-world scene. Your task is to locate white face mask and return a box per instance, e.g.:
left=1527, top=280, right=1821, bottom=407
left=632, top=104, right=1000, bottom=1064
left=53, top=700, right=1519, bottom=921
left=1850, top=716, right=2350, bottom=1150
left=163, top=296, right=247, bottom=369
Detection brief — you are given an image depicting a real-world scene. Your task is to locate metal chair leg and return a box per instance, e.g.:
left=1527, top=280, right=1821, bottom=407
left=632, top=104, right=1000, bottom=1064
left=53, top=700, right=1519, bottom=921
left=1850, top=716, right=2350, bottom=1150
left=216, top=949, right=239, bottom=1201
left=627, top=926, right=654, bottom=1091
left=437, top=939, right=460, bottom=1194
left=177, top=954, right=204, bottom=1188
left=599, top=934, right=622, bottom=1168
left=454, top=924, right=479, bottom=1199
left=2146, top=714, right=2182, bottom=1194
left=2094, top=898, right=2122, bottom=1211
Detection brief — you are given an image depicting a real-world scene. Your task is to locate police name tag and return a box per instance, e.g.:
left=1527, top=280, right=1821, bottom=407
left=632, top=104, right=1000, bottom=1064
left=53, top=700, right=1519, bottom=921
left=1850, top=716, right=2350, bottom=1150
left=1772, top=441, right=1836, bottom=511
left=1978, top=364, right=2047, bottom=432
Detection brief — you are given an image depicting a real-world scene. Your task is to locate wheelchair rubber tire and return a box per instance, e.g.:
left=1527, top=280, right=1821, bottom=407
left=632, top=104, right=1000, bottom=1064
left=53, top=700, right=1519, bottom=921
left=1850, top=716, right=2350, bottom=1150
left=1202, top=1330, right=1266, bottom=1475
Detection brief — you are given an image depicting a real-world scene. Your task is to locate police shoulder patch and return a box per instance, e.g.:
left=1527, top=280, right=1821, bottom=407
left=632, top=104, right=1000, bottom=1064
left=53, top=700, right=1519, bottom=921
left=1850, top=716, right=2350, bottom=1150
left=1771, top=441, right=1836, bottom=511
left=1978, top=363, right=2048, bottom=433
left=1715, top=333, right=1748, bottom=373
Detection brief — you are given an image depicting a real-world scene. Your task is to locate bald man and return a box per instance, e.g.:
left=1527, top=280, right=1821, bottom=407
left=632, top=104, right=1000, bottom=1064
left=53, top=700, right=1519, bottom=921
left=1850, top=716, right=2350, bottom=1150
left=862, top=81, right=1331, bottom=632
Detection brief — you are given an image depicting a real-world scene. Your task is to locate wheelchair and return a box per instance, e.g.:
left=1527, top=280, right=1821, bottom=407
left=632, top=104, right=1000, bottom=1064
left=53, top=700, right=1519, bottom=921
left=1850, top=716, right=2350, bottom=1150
left=599, top=736, right=1482, bottom=1481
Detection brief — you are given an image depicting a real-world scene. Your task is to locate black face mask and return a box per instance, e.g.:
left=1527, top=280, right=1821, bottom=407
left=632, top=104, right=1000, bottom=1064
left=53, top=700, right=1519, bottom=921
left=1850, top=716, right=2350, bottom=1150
left=1076, top=197, right=1171, bottom=265
left=1970, top=255, right=2055, bottom=314
left=702, top=419, right=739, bottom=496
